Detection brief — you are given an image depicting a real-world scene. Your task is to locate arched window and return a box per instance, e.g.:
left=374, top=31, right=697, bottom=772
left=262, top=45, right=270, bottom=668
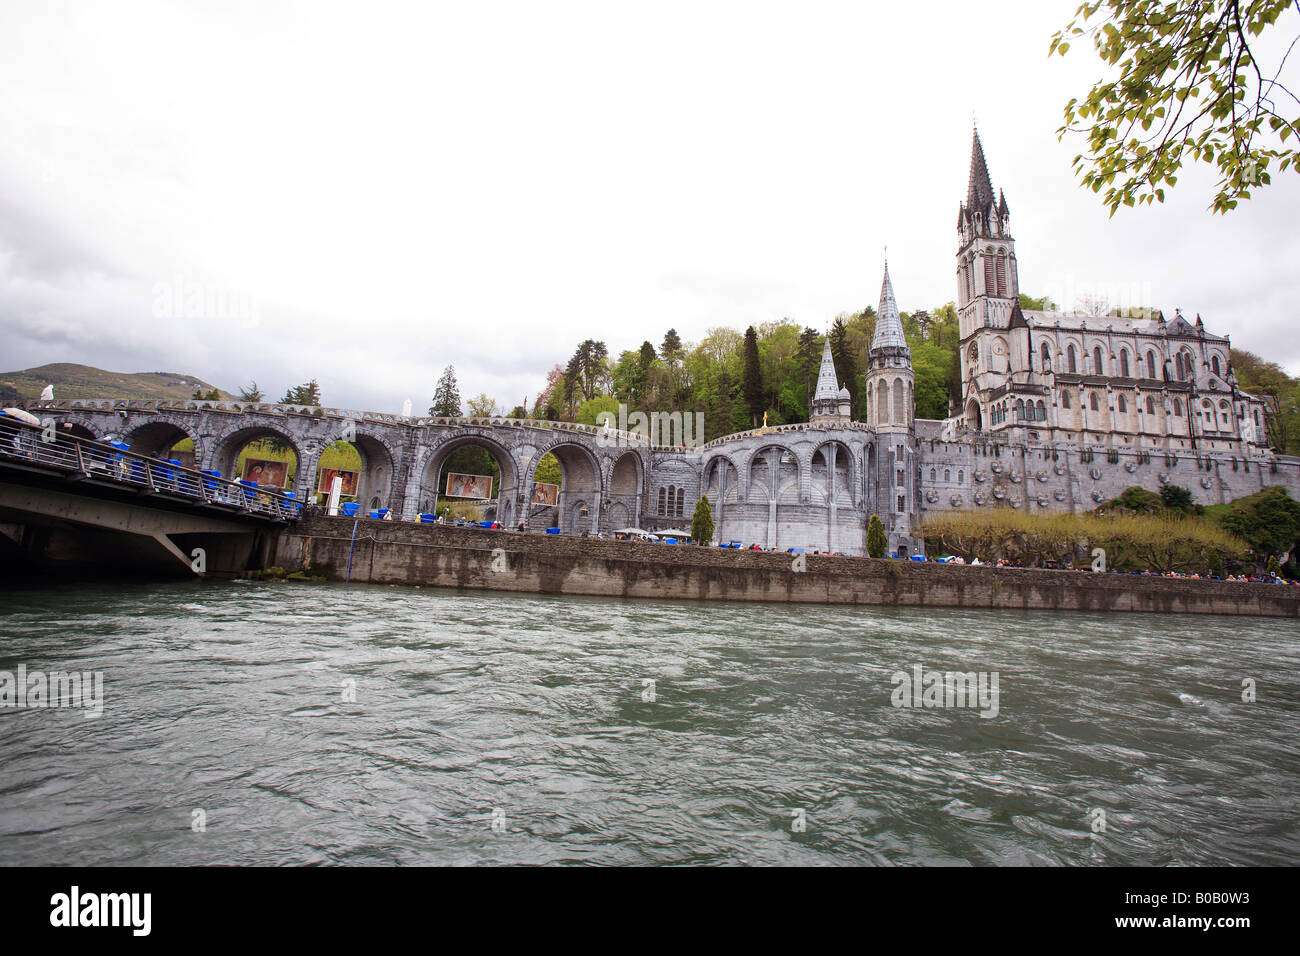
left=1041, top=342, right=1051, bottom=370
left=1254, top=409, right=1261, bottom=426
left=1089, top=393, right=1099, bottom=412
left=1219, top=400, right=1231, bottom=425
left=1146, top=396, right=1156, bottom=415
left=893, top=378, right=905, bottom=424
left=676, top=487, right=685, bottom=516
left=1174, top=398, right=1183, bottom=415
left=1015, top=398, right=1025, bottom=420
left=944, top=469, right=951, bottom=481
left=1120, top=349, right=1130, bottom=377
left=1212, top=355, right=1221, bottom=377
left=657, top=488, right=666, bottom=515
left=1147, top=350, right=1159, bottom=379
left=1117, top=395, right=1127, bottom=414
left=1062, top=391, right=1072, bottom=409
left=1093, top=346, right=1104, bottom=375
left=958, top=470, right=963, bottom=483
left=1036, top=400, right=1046, bottom=420
left=995, top=253, right=1007, bottom=296
left=877, top=380, right=889, bottom=425
left=1068, top=345, right=1078, bottom=373
left=930, top=468, right=936, bottom=481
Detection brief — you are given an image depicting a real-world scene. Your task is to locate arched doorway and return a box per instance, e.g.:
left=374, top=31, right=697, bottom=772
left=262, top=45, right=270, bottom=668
left=422, top=435, right=518, bottom=525
left=527, top=441, right=602, bottom=534
left=965, top=399, right=982, bottom=431
left=309, top=433, right=396, bottom=511
left=209, top=425, right=302, bottom=495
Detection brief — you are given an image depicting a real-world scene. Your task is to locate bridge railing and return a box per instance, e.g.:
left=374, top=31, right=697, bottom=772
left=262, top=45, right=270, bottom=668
left=0, top=415, right=303, bottom=521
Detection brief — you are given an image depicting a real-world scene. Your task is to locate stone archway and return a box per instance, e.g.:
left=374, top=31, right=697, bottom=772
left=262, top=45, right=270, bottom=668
left=121, top=419, right=203, bottom=462
left=527, top=440, right=603, bottom=534
left=422, top=433, right=520, bottom=524
left=307, top=430, right=399, bottom=511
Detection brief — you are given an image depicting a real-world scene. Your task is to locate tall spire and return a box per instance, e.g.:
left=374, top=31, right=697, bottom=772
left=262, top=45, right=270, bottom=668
left=871, top=260, right=908, bottom=353
left=968, top=128, right=995, bottom=212
left=812, top=336, right=841, bottom=402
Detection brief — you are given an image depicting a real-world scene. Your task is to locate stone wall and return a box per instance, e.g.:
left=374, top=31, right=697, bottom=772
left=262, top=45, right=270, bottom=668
left=274, top=514, right=1299, bottom=618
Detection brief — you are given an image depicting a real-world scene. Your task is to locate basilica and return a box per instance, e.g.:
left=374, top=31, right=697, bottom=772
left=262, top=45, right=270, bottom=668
left=646, top=131, right=1298, bottom=556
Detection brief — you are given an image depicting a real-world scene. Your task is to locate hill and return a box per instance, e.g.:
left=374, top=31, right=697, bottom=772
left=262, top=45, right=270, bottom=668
left=0, top=363, right=230, bottom=403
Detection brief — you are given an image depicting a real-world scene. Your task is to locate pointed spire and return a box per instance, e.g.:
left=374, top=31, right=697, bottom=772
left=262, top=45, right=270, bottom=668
left=968, top=128, right=995, bottom=212
left=812, top=335, right=841, bottom=403
left=871, top=260, right=908, bottom=353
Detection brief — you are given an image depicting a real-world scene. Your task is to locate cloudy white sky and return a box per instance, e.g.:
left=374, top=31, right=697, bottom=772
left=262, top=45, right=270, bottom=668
left=1, top=0, right=1297, bottom=413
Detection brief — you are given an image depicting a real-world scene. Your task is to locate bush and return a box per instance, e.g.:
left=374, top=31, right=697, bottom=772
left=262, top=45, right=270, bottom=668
left=691, top=495, right=714, bottom=545
left=867, top=514, right=888, bottom=558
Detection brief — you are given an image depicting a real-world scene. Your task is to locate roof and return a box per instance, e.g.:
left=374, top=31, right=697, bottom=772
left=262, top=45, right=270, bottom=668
left=871, top=261, right=909, bottom=352
left=1020, top=309, right=1228, bottom=342
left=812, top=337, right=842, bottom=402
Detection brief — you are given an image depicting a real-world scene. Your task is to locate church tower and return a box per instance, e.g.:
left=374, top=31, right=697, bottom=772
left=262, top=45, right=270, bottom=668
left=809, top=337, right=852, bottom=424
left=865, top=259, right=919, bottom=557
left=956, top=129, right=1018, bottom=341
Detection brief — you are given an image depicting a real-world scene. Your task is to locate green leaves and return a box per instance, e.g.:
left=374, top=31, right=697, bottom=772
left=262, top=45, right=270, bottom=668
left=1053, top=0, right=1299, bottom=214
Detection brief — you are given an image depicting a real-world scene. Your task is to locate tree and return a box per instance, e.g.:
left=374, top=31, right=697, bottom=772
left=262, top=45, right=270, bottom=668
left=280, top=380, right=321, bottom=406
left=742, top=325, right=763, bottom=426
left=867, top=514, right=888, bottom=558
left=1215, top=487, right=1300, bottom=561
left=691, top=494, right=714, bottom=545
left=829, top=316, right=860, bottom=419
left=238, top=382, right=264, bottom=402
left=1019, top=293, right=1060, bottom=312
left=661, top=329, right=683, bottom=365
left=1052, top=0, right=1300, bottom=215
left=430, top=366, right=462, bottom=417
left=465, top=393, right=500, bottom=418
left=1160, top=483, right=1195, bottom=513
left=1232, top=348, right=1300, bottom=453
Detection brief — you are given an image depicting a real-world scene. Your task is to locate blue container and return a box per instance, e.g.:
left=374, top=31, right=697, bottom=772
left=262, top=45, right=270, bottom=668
left=545, top=527, right=561, bottom=535
left=662, top=537, right=677, bottom=544
left=340, top=502, right=360, bottom=517
left=200, top=469, right=222, bottom=493
left=238, top=479, right=258, bottom=500
left=419, top=513, right=437, bottom=523
left=910, top=555, right=926, bottom=561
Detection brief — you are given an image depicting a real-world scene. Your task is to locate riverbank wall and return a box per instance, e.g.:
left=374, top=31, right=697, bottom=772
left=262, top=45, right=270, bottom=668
left=272, top=514, right=1300, bottom=618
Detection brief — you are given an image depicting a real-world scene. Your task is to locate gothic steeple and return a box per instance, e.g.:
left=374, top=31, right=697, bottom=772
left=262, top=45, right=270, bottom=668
left=809, top=333, right=852, bottom=424
left=967, top=129, right=995, bottom=213
left=871, top=260, right=909, bottom=355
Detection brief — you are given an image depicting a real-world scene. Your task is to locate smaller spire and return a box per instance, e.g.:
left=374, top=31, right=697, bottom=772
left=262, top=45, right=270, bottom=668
left=812, top=336, right=841, bottom=403
left=871, top=260, right=908, bottom=353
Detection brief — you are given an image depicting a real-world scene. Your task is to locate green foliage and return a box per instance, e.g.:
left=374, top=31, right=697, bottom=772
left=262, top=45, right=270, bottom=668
left=1210, top=487, right=1300, bottom=560
left=1052, top=0, right=1300, bottom=215
left=742, top=326, right=763, bottom=425
left=1267, top=554, right=1282, bottom=575
left=465, top=393, right=500, bottom=418
left=429, top=366, right=462, bottom=417
left=1231, top=348, right=1300, bottom=453
left=1019, top=293, right=1060, bottom=312
left=280, top=380, right=321, bottom=406
left=1159, top=483, right=1195, bottom=513
left=533, top=452, right=561, bottom=486
left=1109, top=485, right=1166, bottom=514
left=691, top=494, right=715, bottom=545
left=576, top=395, right=620, bottom=425
left=867, top=514, right=888, bottom=558
left=238, top=382, right=264, bottom=402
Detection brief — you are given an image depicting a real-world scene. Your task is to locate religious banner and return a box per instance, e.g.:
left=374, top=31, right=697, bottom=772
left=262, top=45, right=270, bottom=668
left=445, top=472, right=494, bottom=499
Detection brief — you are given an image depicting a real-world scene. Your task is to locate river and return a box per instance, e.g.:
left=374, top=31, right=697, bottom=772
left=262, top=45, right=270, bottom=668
left=1, top=580, right=1297, bottom=865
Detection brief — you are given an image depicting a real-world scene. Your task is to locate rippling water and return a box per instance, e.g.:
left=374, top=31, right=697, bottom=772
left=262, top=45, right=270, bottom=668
left=0, top=579, right=1297, bottom=866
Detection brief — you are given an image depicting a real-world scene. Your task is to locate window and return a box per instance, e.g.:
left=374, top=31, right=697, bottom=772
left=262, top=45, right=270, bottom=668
left=944, top=469, right=951, bottom=481
left=1118, top=395, right=1127, bottom=414
left=1089, top=393, right=1099, bottom=412
left=1041, top=342, right=1051, bottom=370
left=1015, top=398, right=1025, bottom=420
left=1212, top=355, right=1221, bottom=377
left=1147, top=397, right=1155, bottom=415
left=1093, top=347, right=1104, bottom=375
left=657, top=488, right=666, bottom=515
left=1147, top=350, right=1159, bottom=379
left=995, top=254, right=1007, bottom=296
left=897, top=495, right=906, bottom=512
left=930, top=468, right=936, bottom=481
left=1174, top=398, right=1183, bottom=415
left=1068, top=345, right=1077, bottom=373
left=1062, top=391, right=1071, bottom=409
left=676, top=487, right=685, bottom=517
left=897, top=469, right=905, bottom=487
left=1120, top=349, right=1130, bottom=377
left=957, top=470, right=963, bottom=483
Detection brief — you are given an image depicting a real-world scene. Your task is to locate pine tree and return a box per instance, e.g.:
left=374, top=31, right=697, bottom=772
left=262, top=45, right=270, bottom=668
left=661, top=328, right=683, bottom=364
left=742, top=325, right=763, bottom=426
left=691, top=495, right=714, bottom=545
left=429, top=366, right=462, bottom=417
left=867, top=513, right=888, bottom=558
left=238, top=382, right=264, bottom=402
left=829, top=317, right=859, bottom=419
left=280, top=380, right=321, bottom=406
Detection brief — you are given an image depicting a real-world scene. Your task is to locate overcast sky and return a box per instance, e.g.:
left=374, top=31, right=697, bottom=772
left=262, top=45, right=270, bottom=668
left=1, top=0, right=1297, bottom=413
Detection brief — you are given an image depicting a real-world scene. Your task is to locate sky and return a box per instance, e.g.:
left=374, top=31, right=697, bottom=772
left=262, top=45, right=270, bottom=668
left=1, top=0, right=1297, bottom=414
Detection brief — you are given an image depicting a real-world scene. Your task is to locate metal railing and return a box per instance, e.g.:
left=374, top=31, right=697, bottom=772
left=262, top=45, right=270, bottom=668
left=0, top=415, right=303, bottom=521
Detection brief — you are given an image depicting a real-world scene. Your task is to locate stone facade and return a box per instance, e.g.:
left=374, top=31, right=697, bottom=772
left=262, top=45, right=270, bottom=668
left=21, top=129, right=1300, bottom=556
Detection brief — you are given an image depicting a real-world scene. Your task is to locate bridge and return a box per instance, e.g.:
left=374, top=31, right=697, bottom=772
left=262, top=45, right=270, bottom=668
left=1, top=414, right=300, bottom=576
left=14, top=398, right=659, bottom=535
